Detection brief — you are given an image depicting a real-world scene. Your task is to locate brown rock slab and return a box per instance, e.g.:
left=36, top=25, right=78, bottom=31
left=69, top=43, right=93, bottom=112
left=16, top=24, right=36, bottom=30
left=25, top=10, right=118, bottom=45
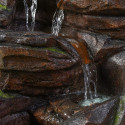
left=33, top=105, right=63, bottom=125
left=0, top=31, right=83, bottom=96
left=101, top=51, right=125, bottom=95
left=0, top=112, right=30, bottom=125
left=60, top=27, right=125, bottom=62
left=0, top=96, right=31, bottom=118
left=0, top=94, right=47, bottom=119
left=33, top=93, right=85, bottom=125
left=64, top=13, right=125, bottom=32
left=60, top=0, right=125, bottom=15
left=61, top=97, right=118, bottom=125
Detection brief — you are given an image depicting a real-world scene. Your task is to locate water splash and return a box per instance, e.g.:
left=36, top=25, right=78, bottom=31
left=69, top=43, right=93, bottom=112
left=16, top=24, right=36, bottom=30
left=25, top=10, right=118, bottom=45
left=51, top=9, right=64, bottom=36
left=24, top=0, right=37, bottom=31
left=83, top=64, right=97, bottom=101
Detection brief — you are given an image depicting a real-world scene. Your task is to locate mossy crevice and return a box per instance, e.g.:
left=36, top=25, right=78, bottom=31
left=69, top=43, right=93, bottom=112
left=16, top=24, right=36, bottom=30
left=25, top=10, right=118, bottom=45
left=0, top=4, right=7, bottom=10
left=43, top=47, right=66, bottom=55
left=0, top=90, right=15, bottom=99
left=113, top=96, right=125, bottom=125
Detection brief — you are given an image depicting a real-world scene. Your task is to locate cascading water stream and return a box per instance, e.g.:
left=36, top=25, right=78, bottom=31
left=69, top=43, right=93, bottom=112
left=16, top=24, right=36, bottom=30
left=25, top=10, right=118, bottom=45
left=24, top=0, right=37, bottom=31
left=83, top=64, right=97, bottom=101
left=51, top=6, right=110, bottom=106
left=51, top=9, right=64, bottom=36
left=80, top=64, right=110, bottom=106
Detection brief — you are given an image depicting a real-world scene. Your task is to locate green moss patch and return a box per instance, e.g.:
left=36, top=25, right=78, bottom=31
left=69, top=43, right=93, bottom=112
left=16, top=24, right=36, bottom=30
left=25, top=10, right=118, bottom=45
left=0, top=4, right=7, bottom=10
left=113, top=96, right=125, bottom=125
left=43, top=47, right=66, bottom=55
left=0, top=90, right=15, bottom=99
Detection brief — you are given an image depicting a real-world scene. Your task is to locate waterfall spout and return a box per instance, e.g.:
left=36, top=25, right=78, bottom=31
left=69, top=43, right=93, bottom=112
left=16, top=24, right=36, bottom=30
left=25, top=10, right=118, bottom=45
left=24, top=0, right=37, bottom=31
left=51, top=9, right=64, bottom=36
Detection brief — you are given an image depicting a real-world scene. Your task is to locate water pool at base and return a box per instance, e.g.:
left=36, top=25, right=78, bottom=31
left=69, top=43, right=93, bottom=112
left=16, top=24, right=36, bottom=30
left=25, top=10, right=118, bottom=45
left=79, top=95, right=111, bottom=107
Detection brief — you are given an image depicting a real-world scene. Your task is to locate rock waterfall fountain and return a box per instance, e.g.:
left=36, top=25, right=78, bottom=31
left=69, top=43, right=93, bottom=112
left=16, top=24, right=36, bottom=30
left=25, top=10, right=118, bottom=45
left=0, top=0, right=125, bottom=125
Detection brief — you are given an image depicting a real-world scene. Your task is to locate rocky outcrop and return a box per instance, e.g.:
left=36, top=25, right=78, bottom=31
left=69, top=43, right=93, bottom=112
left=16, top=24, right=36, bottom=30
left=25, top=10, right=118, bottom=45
left=101, top=51, right=125, bottom=95
left=59, top=0, right=125, bottom=40
left=0, top=31, right=83, bottom=95
left=58, top=0, right=125, bottom=95
left=0, top=112, right=30, bottom=125
left=61, top=97, right=119, bottom=125
left=60, top=0, right=125, bottom=15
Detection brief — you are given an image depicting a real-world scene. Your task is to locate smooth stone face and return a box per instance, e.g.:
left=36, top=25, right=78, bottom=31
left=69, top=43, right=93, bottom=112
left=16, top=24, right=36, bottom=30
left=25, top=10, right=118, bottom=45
left=64, top=14, right=125, bottom=30
left=61, top=97, right=119, bottom=125
left=0, top=112, right=30, bottom=125
left=0, top=94, right=47, bottom=119
left=61, top=0, right=125, bottom=15
left=101, top=51, right=125, bottom=95
left=63, top=13, right=125, bottom=40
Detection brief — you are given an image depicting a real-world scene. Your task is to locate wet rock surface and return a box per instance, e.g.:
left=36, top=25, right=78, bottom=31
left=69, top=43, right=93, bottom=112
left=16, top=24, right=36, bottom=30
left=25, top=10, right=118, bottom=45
left=101, top=51, right=125, bottom=95
left=0, top=0, right=125, bottom=125
left=61, top=97, right=119, bottom=125
left=0, top=30, right=83, bottom=96
left=0, top=112, right=30, bottom=125
left=60, top=0, right=125, bottom=15
left=59, top=0, right=125, bottom=40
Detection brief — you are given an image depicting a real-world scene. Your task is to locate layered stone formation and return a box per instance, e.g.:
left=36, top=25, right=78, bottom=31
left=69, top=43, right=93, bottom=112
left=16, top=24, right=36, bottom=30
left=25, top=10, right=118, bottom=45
left=59, top=0, right=125, bottom=95
left=0, top=0, right=125, bottom=125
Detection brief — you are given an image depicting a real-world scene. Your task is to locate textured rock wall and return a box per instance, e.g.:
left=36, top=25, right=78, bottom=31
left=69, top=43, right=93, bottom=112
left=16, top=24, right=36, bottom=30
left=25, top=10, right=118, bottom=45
left=58, top=0, right=125, bottom=95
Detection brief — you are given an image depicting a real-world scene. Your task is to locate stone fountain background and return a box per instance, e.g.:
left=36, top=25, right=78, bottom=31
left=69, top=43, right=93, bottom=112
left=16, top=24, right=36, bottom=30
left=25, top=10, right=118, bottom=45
left=0, top=0, right=125, bottom=125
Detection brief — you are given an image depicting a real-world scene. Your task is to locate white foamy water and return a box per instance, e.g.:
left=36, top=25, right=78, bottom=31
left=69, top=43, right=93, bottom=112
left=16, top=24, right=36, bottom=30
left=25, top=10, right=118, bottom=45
left=80, top=95, right=110, bottom=107
left=24, top=0, right=37, bottom=31
left=51, top=9, right=64, bottom=36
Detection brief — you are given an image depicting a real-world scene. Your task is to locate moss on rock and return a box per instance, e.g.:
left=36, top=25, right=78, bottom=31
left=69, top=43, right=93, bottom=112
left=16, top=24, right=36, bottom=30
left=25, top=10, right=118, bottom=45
left=43, top=47, right=66, bottom=55
left=0, top=4, right=7, bottom=10
left=0, top=90, right=15, bottom=99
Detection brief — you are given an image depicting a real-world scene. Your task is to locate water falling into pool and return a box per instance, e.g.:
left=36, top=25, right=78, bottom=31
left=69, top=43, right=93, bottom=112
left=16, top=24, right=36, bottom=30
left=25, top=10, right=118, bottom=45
left=51, top=9, right=64, bottom=36
left=24, top=0, right=37, bottom=31
left=83, top=64, right=97, bottom=100
left=80, top=64, right=110, bottom=106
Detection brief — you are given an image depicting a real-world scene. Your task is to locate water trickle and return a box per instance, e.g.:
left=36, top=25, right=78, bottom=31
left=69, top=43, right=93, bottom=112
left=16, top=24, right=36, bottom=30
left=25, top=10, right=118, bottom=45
left=24, top=0, right=37, bottom=31
left=79, top=64, right=111, bottom=107
left=83, top=64, right=97, bottom=101
left=51, top=9, right=64, bottom=36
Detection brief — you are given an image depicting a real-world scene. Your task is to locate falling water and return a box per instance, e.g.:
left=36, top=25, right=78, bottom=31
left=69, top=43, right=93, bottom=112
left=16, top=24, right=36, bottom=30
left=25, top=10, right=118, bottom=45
left=24, top=0, right=37, bottom=31
left=83, top=64, right=97, bottom=100
left=51, top=9, right=64, bottom=36
left=80, top=64, right=110, bottom=106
